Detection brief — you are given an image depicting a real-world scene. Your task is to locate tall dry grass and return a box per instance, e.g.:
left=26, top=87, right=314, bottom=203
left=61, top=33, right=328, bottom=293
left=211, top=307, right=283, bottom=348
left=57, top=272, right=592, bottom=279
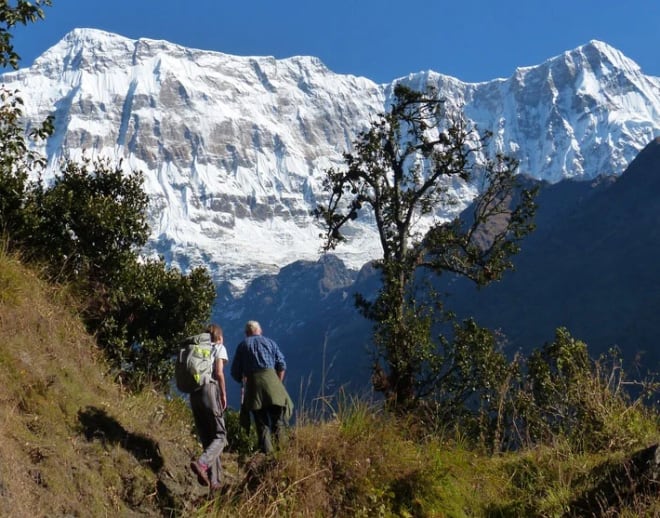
left=204, top=386, right=659, bottom=517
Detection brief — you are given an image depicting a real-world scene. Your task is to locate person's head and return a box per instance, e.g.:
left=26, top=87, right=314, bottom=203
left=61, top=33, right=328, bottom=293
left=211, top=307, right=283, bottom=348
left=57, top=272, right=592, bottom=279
left=207, top=323, right=223, bottom=343
left=245, top=320, right=262, bottom=337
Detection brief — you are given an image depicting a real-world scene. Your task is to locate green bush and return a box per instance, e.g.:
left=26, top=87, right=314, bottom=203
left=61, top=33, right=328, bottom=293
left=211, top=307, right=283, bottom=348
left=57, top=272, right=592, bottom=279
left=1, top=150, right=216, bottom=390
left=511, top=328, right=658, bottom=452
left=25, top=157, right=149, bottom=285
left=224, top=407, right=257, bottom=458
left=94, top=257, right=216, bottom=390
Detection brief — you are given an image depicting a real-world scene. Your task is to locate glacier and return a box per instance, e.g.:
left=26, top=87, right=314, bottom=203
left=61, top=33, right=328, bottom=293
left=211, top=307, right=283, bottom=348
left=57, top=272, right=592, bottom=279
left=2, top=28, right=660, bottom=292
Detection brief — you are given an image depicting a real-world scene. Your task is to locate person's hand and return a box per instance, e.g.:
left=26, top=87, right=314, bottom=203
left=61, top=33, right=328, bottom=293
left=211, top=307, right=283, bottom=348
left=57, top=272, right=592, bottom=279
left=220, top=393, right=227, bottom=410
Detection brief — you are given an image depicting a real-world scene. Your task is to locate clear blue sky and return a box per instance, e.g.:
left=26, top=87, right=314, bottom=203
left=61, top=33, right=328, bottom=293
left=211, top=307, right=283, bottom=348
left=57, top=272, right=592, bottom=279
left=10, top=0, right=660, bottom=84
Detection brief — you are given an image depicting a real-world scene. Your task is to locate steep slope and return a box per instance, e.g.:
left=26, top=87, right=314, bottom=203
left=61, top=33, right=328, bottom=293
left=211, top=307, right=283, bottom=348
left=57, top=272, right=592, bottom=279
left=0, top=252, right=657, bottom=516
left=0, top=253, right=211, bottom=516
left=2, top=30, right=660, bottom=291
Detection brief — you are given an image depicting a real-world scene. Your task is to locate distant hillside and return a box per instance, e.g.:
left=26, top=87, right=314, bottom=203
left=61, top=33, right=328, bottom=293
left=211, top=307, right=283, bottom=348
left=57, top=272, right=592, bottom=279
left=0, top=253, right=209, bottom=516
left=217, top=254, right=375, bottom=407
left=445, top=137, right=660, bottom=371
left=219, top=139, right=660, bottom=407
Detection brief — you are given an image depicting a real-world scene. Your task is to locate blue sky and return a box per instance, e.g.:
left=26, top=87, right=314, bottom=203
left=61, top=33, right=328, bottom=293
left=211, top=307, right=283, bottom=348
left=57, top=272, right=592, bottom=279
left=11, top=1, right=660, bottom=84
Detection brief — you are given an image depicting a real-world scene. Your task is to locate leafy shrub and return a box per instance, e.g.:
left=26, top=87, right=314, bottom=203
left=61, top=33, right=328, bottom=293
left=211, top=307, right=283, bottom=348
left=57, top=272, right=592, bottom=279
left=224, top=408, right=257, bottom=458
left=92, top=257, right=216, bottom=390
left=10, top=155, right=217, bottom=390
left=24, top=156, right=149, bottom=285
left=0, top=87, right=52, bottom=241
left=407, top=318, right=518, bottom=452
left=1, top=147, right=216, bottom=389
left=510, top=328, right=658, bottom=452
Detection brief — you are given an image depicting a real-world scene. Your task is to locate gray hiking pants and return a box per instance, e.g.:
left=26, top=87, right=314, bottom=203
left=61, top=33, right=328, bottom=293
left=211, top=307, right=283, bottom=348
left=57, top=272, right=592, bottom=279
left=190, top=381, right=227, bottom=485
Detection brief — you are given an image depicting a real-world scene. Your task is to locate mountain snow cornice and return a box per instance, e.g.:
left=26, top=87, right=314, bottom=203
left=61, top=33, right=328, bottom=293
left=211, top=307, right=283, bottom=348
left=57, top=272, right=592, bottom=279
left=4, top=29, right=660, bottom=291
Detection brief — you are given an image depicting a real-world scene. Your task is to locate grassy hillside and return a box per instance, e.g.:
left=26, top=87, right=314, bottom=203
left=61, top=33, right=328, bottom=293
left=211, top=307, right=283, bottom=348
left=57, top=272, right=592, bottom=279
left=0, top=251, right=214, bottom=516
left=1, top=250, right=658, bottom=517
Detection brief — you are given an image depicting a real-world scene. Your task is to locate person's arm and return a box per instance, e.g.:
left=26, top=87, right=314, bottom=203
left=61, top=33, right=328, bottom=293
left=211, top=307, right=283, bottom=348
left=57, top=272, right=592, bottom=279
left=272, top=340, right=287, bottom=381
left=215, top=358, right=227, bottom=410
left=230, top=345, right=243, bottom=383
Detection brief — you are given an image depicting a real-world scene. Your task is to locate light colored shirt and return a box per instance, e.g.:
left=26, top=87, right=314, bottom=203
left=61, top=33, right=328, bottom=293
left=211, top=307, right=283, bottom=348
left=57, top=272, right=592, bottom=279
left=213, top=343, right=228, bottom=363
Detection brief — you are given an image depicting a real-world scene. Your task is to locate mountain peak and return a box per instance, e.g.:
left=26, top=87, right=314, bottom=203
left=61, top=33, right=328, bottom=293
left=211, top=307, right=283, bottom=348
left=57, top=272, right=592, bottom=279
left=42, top=27, right=134, bottom=55
left=509, top=41, right=636, bottom=81
left=510, top=39, right=643, bottom=84
left=31, top=27, right=137, bottom=72
left=5, top=29, right=660, bottom=292
left=562, top=39, right=642, bottom=76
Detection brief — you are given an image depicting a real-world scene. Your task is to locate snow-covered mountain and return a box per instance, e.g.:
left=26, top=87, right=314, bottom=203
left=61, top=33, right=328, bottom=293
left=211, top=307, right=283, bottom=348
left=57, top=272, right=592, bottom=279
left=3, top=28, right=660, bottom=291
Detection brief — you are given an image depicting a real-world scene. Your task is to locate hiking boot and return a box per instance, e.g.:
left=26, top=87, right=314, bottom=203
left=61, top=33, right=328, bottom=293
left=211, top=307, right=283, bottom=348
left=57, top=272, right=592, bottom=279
left=190, top=460, right=210, bottom=486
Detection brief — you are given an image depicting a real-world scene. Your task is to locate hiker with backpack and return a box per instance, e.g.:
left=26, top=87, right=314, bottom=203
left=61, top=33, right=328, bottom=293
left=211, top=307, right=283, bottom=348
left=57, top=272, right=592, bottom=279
left=176, top=324, right=228, bottom=490
left=230, top=320, right=293, bottom=454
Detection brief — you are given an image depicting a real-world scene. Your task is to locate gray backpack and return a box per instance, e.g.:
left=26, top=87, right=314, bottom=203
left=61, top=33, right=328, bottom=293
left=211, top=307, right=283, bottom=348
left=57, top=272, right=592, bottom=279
left=175, top=333, right=214, bottom=393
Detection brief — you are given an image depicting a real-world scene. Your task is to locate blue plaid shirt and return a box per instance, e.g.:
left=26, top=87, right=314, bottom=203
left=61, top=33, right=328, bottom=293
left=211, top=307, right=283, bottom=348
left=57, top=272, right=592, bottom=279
left=230, top=334, right=287, bottom=383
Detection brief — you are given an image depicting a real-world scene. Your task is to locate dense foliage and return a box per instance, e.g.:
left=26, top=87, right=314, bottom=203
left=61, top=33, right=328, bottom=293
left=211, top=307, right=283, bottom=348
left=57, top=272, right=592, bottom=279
left=509, top=328, right=657, bottom=452
left=1, top=148, right=216, bottom=389
left=93, top=257, right=216, bottom=389
left=24, top=157, right=149, bottom=283
left=412, top=325, right=660, bottom=454
left=315, top=84, right=537, bottom=408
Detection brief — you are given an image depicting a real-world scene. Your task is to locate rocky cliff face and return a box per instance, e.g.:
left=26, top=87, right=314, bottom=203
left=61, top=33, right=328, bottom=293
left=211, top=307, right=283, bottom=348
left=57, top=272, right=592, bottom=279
left=3, top=29, right=660, bottom=291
